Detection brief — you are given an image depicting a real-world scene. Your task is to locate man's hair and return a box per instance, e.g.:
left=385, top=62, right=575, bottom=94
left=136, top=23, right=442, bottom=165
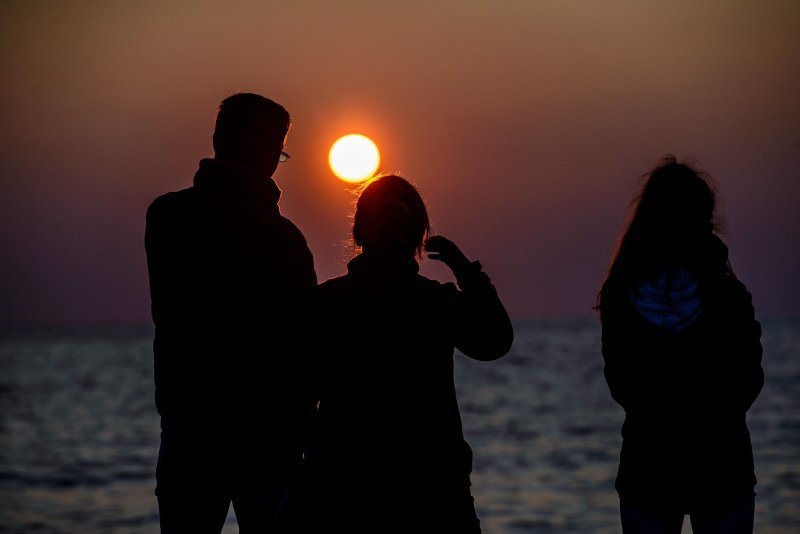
left=212, top=93, right=291, bottom=163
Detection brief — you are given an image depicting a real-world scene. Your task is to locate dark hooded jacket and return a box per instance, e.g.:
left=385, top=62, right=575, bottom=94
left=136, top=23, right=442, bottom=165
left=145, top=159, right=317, bottom=481
left=600, top=240, right=763, bottom=512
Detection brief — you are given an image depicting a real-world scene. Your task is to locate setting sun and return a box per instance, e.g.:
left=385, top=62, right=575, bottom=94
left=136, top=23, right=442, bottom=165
left=328, top=134, right=380, bottom=183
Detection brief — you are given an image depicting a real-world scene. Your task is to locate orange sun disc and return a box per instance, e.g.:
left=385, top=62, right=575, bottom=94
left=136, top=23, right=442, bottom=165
left=329, top=134, right=380, bottom=183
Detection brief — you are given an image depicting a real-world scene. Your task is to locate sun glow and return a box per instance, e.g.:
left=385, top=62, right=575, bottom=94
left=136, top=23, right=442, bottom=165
left=328, top=134, right=380, bottom=183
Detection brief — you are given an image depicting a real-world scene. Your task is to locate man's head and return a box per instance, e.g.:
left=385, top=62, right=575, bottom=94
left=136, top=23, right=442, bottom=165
left=212, top=93, right=291, bottom=177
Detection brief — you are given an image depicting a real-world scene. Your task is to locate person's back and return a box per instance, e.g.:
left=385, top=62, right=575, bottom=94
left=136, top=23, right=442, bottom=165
left=147, top=161, right=315, bottom=434
left=600, top=259, right=761, bottom=506
left=145, top=93, right=316, bottom=532
left=314, top=256, right=485, bottom=487
left=293, top=175, right=513, bottom=532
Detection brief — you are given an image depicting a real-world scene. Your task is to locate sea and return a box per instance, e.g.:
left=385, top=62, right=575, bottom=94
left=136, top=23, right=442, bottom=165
left=0, top=318, right=798, bottom=533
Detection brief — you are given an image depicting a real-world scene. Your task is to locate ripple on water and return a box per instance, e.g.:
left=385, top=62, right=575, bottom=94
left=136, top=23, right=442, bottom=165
left=0, top=320, right=798, bottom=532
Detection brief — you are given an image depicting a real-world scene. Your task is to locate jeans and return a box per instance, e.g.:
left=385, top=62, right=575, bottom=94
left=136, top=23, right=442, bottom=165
left=155, top=426, right=291, bottom=534
left=156, top=484, right=285, bottom=534
left=620, top=494, right=755, bottom=534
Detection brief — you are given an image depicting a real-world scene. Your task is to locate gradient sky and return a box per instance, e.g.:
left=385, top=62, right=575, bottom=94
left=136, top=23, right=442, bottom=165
left=1, top=1, right=798, bottom=325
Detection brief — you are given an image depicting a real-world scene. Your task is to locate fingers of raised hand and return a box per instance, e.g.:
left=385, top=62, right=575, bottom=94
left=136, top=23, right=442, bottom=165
left=424, top=235, right=453, bottom=254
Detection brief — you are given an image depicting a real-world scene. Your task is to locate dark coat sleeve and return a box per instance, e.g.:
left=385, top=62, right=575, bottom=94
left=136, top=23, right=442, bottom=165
left=145, top=193, right=190, bottom=416
left=711, top=278, right=764, bottom=413
left=271, top=216, right=317, bottom=296
left=600, top=280, right=640, bottom=411
left=145, top=194, right=179, bottom=326
left=449, top=261, right=514, bottom=361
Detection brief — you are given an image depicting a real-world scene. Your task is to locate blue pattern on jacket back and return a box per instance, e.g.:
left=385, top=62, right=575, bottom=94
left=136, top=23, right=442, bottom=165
left=628, top=266, right=701, bottom=332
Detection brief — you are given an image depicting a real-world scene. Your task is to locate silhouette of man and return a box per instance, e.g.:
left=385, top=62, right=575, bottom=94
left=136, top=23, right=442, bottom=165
left=145, top=93, right=317, bottom=533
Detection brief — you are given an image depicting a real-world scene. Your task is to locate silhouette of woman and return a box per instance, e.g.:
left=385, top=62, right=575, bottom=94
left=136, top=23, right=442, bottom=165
left=294, top=175, right=513, bottom=532
left=597, top=157, right=763, bottom=533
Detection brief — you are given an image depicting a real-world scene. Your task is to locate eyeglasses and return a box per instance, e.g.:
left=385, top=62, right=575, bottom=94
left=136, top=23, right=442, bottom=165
left=279, top=151, right=290, bottom=163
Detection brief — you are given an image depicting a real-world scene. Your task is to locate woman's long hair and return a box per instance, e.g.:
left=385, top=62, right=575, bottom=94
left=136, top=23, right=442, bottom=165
left=596, top=156, right=732, bottom=309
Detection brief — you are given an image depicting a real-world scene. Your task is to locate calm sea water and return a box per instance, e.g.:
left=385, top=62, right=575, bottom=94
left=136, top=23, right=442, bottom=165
left=0, top=319, right=797, bottom=533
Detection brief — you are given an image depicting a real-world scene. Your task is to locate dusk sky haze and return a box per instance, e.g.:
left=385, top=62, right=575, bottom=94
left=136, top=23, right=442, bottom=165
left=1, top=1, right=798, bottom=325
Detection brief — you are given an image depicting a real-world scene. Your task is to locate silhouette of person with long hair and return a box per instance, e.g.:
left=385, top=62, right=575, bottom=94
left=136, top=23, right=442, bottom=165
left=285, top=175, right=513, bottom=532
left=597, top=156, right=763, bottom=533
left=145, top=93, right=317, bottom=532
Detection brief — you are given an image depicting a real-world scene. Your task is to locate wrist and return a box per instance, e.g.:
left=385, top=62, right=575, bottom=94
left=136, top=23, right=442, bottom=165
left=453, top=260, right=484, bottom=286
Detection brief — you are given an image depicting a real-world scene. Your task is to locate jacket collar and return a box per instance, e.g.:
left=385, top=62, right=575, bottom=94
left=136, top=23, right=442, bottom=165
left=347, top=251, right=420, bottom=281
left=193, top=158, right=281, bottom=212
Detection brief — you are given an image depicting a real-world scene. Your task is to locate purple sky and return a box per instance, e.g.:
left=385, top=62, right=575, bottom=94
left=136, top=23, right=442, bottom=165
left=1, top=1, right=798, bottom=325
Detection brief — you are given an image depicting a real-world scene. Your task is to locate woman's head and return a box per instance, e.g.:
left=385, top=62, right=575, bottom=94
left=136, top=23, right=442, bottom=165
left=353, top=175, right=431, bottom=258
left=629, top=156, right=717, bottom=247
left=599, top=156, right=730, bottom=302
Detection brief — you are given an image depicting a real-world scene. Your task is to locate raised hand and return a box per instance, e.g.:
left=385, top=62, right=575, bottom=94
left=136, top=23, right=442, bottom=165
left=424, top=235, right=471, bottom=273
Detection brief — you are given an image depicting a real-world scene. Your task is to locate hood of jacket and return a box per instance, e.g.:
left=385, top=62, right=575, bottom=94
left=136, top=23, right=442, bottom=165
left=628, top=265, right=702, bottom=332
left=193, top=158, right=281, bottom=212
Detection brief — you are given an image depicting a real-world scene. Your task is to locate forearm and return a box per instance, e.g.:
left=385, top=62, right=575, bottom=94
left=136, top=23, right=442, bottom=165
left=453, top=263, right=514, bottom=361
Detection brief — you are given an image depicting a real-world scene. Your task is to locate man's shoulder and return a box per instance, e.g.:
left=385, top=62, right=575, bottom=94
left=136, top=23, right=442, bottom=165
left=146, top=188, right=194, bottom=219
left=317, top=274, right=350, bottom=292
left=268, top=212, right=311, bottom=248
